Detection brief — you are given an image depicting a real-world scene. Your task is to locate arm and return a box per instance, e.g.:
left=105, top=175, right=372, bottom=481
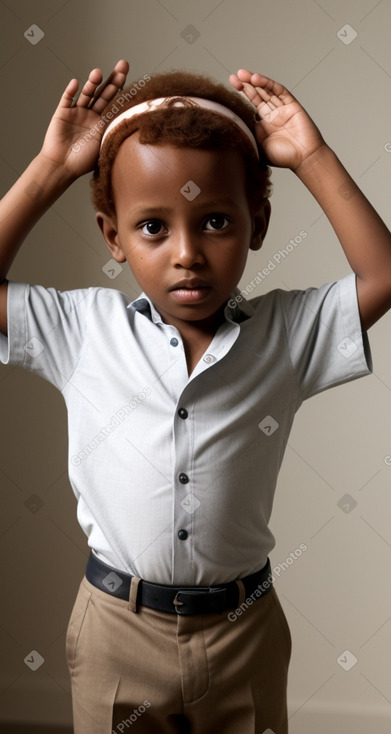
left=229, top=70, right=391, bottom=331
left=0, top=59, right=129, bottom=335
left=294, top=147, right=391, bottom=331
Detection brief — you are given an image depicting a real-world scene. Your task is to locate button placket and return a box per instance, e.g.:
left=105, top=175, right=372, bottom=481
left=172, top=385, right=195, bottom=567
left=171, top=371, right=214, bottom=572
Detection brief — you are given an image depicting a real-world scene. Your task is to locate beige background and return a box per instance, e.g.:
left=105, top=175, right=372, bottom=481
left=1, top=0, right=391, bottom=731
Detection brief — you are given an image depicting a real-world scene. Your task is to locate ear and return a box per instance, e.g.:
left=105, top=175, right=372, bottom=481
left=95, top=212, right=127, bottom=263
left=249, top=199, right=271, bottom=252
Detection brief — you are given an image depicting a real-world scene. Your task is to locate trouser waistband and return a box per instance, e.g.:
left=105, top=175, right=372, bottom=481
left=85, top=551, right=273, bottom=615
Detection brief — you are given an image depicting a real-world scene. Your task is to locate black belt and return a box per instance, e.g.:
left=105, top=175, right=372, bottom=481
left=85, top=551, right=273, bottom=615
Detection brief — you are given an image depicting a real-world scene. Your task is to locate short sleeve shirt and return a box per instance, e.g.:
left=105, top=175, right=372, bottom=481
left=0, top=274, right=372, bottom=585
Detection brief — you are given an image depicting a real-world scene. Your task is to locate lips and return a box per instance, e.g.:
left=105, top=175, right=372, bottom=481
left=169, top=279, right=211, bottom=303
left=169, top=279, right=210, bottom=291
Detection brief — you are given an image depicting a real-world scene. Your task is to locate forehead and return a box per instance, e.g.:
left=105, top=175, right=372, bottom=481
left=110, top=133, right=248, bottom=205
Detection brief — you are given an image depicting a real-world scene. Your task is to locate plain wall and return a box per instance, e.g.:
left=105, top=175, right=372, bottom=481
left=1, top=0, right=391, bottom=731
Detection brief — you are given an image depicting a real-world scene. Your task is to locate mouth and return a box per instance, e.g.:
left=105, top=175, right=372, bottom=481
left=169, top=280, right=211, bottom=303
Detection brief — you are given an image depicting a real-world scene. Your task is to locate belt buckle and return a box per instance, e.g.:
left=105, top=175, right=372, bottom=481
left=173, top=591, right=185, bottom=614
left=173, top=588, right=226, bottom=615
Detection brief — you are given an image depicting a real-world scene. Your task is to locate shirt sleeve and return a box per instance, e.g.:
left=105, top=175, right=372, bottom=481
left=0, top=281, right=95, bottom=391
left=280, top=273, right=373, bottom=401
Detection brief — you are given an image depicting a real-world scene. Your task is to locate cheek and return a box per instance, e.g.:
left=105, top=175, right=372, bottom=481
left=126, top=246, right=161, bottom=280
left=224, top=243, right=249, bottom=269
left=120, top=236, right=144, bottom=265
left=222, top=248, right=249, bottom=284
left=128, top=254, right=145, bottom=276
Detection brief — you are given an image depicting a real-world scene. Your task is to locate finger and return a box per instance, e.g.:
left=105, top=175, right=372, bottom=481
left=234, top=71, right=280, bottom=106
left=252, top=87, right=284, bottom=108
left=236, top=68, right=254, bottom=83
left=87, top=83, right=123, bottom=114
left=228, top=73, right=244, bottom=91
left=250, top=72, right=283, bottom=92
left=257, top=101, right=280, bottom=123
left=237, top=69, right=287, bottom=102
left=238, top=80, right=267, bottom=108
left=88, top=59, right=129, bottom=109
left=236, top=69, right=285, bottom=97
left=59, top=78, right=80, bottom=109
left=73, top=68, right=104, bottom=108
left=250, top=72, right=295, bottom=104
left=112, top=58, right=129, bottom=75
left=234, top=82, right=280, bottom=126
left=268, top=94, right=284, bottom=107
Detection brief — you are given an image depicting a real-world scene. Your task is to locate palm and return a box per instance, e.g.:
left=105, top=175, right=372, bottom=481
left=42, top=104, right=103, bottom=174
left=229, top=70, right=325, bottom=170
left=40, top=60, right=129, bottom=177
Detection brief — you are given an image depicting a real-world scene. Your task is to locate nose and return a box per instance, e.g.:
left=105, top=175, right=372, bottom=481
left=172, top=228, right=205, bottom=269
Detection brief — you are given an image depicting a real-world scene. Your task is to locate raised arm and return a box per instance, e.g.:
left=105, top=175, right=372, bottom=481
left=0, top=59, right=129, bottom=335
left=229, top=69, right=391, bottom=331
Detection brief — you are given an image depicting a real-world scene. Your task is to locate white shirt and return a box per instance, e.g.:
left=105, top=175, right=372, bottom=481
left=0, top=275, right=372, bottom=585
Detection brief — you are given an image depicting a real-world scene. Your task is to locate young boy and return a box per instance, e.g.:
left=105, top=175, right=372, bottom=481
left=1, top=59, right=390, bottom=734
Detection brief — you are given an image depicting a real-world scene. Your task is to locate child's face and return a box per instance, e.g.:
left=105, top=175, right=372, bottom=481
left=97, top=133, right=270, bottom=333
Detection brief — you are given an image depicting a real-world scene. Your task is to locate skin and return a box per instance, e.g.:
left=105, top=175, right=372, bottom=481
left=229, top=69, right=391, bottom=331
left=1, top=61, right=391, bottom=342
left=97, top=135, right=270, bottom=373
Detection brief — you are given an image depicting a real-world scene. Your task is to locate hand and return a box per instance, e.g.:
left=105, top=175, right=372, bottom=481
left=229, top=69, right=326, bottom=171
left=40, top=60, right=129, bottom=178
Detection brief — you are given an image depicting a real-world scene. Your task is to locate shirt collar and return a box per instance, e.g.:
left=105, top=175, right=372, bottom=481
left=127, top=288, right=255, bottom=325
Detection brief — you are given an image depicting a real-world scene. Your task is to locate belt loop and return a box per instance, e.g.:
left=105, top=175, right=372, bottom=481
left=235, top=579, right=246, bottom=606
left=129, top=576, right=142, bottom=613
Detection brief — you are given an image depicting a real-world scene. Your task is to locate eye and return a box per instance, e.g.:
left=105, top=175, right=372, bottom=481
left=204, top=214, right=230, bottom=231
left=139, top=220, right=165, bottom=236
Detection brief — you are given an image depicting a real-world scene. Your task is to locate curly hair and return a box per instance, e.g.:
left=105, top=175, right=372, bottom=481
left=90, top=69, right=272, bottom=218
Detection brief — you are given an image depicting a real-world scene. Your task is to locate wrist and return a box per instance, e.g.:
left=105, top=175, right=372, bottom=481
left=292, top=143, right=359, bottom=214
left=35, top=151, right=78, bottom=189
left=293, top=143, right=336, bottom=179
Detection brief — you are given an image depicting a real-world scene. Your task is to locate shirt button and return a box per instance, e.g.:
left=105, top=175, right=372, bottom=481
left=203, top=353, right=215, bottom=364
left=178, top=529, right=188, bottom=540
left=170, top=337, right=179, bottom=347
left=178, top=407, right=188, bottom=419
left=179, top=472, right=189, bottom=484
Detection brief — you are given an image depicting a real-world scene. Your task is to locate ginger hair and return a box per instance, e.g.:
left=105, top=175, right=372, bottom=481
left=90, top=70, right=272, bottom=218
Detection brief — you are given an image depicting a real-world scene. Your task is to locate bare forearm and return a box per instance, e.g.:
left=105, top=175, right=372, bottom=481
left=0, top=154, right=76, bottom=282
left=295, top=145, right=391, bottom=329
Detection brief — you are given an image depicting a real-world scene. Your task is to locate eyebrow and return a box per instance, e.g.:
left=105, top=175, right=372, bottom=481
left=131, top=198, right=240, bottom=217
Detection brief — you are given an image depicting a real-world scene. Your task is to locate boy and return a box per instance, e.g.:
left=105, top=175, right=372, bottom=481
left=1, top=59, right=390, bottom=733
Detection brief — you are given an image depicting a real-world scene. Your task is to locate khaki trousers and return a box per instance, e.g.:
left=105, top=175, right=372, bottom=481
left=66, top=575, right=291, bottom=734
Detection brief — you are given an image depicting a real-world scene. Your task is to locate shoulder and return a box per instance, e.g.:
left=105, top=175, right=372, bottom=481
left=6, top=281, right=139, bottom=328
left=246, top=275, right=355, bottom=317
left=85, top=286, right=134, bottom=308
